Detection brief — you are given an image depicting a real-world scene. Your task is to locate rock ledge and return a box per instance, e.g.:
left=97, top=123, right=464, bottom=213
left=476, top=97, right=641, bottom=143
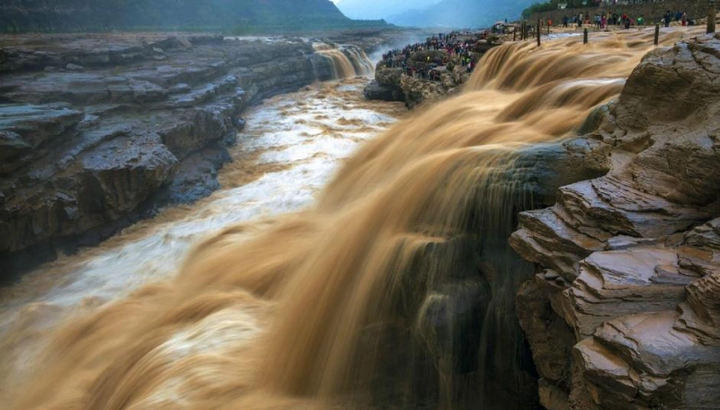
left=511, top=34, right=720, bottom=409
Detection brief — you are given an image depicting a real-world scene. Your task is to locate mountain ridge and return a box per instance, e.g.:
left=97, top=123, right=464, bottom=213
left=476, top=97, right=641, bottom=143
left=387, top=0, right=537, bottom=28
left=0, top=0, right=386, bottom=33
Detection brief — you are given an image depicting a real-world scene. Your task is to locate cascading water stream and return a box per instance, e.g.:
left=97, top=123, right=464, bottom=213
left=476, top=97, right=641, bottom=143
left=313, top=43, right=373, bottom=79
left=0, top=27, right=705, bottom=410
left=344, top=47, right=375, bottom=76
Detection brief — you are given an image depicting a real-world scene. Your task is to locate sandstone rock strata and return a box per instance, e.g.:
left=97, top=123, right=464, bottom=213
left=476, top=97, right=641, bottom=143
left=511, top=34, right=720, bottom=409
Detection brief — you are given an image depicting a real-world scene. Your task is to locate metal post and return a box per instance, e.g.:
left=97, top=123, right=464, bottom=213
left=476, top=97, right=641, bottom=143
left=513, top=27, right=517, bottom=41
left=537, top=19, right=541, bottom=46
left=709, top=0, right=717, bottom=34
left=583, top=28, right=588, bottom=44
left=654, top=24, right=660, bottom=45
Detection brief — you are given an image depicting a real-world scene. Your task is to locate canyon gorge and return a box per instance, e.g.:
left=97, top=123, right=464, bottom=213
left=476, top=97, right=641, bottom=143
left=1, top=25, right=720, bottom=410
left=0, top=32, right=382, bottom=276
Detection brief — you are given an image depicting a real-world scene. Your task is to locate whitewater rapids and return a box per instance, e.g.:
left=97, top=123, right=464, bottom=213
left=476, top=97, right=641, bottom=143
left=0, top=77, right=406, bottom=405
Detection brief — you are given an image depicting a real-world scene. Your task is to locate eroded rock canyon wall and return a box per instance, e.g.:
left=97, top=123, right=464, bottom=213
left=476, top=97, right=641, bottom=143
left=511, top=33, right=720, bottom=410
left=0, top=34, right=372, bottom=278
left=3, top=26, right=720, bottom=410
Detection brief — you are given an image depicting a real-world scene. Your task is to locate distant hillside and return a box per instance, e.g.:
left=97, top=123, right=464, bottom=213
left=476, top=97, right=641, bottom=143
left=387, top=0, right=537, bottom=28
left=336, top=0, right=440, bottom=20
left=0, top=0, right=387, bottom=33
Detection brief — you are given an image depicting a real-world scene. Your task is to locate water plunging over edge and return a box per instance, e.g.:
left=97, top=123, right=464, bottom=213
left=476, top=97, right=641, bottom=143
left=0, top=27, right=707, bottom=410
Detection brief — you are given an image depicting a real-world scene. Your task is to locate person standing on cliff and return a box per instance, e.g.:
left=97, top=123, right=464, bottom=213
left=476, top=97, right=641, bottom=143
left=664, top=10, right=672, bottom=27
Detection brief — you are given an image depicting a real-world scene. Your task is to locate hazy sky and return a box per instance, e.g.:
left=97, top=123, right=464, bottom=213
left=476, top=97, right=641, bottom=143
left=332, top=0, right=441, bottom=20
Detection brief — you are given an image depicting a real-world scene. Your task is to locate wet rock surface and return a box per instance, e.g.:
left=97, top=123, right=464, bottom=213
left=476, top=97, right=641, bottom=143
left=367, top=63, right=473, bottom=109
left=511, top=34, right=720, bottom=409
left=365, top=39, right=499, bottom=109
left=0, top=33, right=357, bottom=278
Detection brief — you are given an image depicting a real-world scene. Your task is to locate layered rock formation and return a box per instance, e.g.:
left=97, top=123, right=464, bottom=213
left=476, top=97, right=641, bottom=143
left=511, top=34, right=720, bottom=409
left=366, top=59, right=474, bottom=109
left=365, top=40, right=499, bottom=109
left=0, top=33, right=369, bottom=278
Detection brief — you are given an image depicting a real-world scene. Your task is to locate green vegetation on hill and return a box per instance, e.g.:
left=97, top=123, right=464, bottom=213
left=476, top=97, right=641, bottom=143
left=0, top=0, right=388, bottom=33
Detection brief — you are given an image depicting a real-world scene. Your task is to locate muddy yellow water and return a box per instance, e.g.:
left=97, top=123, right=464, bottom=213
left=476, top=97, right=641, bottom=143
left=0, top=27, right=705, bottom=410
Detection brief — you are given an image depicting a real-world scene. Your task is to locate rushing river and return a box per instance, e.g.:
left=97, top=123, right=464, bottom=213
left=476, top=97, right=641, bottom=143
left=0, top=76, right=406, bottom=402
left=0, top=27, right=706, bottom=410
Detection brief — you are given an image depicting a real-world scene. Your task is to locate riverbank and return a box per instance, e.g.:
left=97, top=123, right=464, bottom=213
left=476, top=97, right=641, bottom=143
left=0, top=31, right=398, bottom=278
left=0, top=77, right=407, bottom=406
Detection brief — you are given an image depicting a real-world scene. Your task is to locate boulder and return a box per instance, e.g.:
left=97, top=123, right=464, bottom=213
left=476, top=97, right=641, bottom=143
left=375, top=67, right=403, bottom=86
left=80, top=135, right=177, bottom=215
left=363, top=80, right=403, bottom=101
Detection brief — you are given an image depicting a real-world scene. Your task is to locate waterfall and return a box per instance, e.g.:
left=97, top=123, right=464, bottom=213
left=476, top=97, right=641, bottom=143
left=344, top=47, right=374, bottom=76
left=1, top=28, right=702, bottom=410
left=313, top=43, right=373, bottom=80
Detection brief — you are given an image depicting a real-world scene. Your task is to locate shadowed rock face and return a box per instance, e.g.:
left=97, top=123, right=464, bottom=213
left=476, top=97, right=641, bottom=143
left=358, top=142, right=607, bottom=410
left=364, top=68, right=406, bottom=101
left=0, top=34, right=346, bottom=279
left=511, top=34, right=720, bottom=410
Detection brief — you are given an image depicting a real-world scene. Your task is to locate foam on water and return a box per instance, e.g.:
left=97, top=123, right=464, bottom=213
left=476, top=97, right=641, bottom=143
left=0, top=78, right=406, bottom=377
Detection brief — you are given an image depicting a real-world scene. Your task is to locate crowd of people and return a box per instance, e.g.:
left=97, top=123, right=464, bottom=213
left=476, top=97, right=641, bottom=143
left=558, top=9, right=694, bottom=30
left=374, top=4, right=696, bottom=84
left=378, top=32, right=479, bottom=82
left=662, top=10, right=695, bottom=28
left=559, top=12, right=643, bottom=29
